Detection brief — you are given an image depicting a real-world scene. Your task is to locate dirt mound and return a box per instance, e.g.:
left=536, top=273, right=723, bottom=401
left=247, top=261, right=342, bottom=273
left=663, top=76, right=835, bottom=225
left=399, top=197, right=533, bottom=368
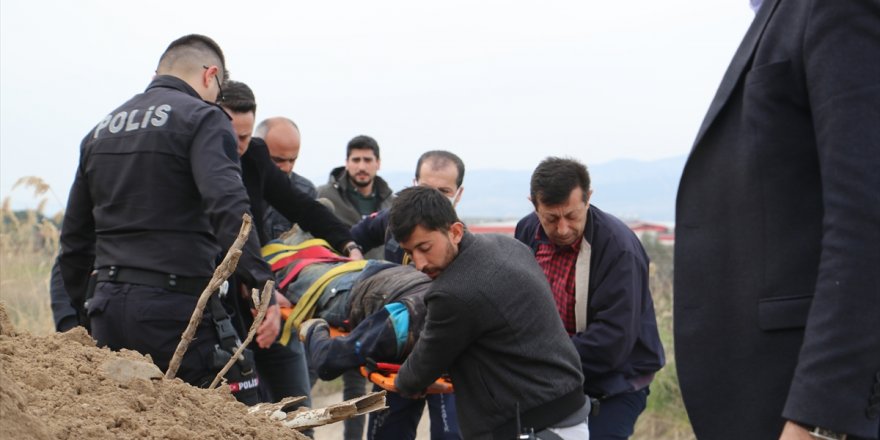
left=0, top=303, right=307, bottom=440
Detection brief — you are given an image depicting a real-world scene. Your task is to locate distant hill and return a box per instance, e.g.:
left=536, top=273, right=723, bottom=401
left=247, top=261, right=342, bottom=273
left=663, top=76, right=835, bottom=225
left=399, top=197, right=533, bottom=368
left=375, top=155, right=687, bottom=222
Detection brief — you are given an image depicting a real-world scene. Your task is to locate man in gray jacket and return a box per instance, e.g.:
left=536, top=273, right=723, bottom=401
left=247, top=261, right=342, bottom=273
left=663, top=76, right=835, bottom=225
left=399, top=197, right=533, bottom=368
left=390, top=186, right=590, bottom=440
left=317, top=135, right=393, bottom=258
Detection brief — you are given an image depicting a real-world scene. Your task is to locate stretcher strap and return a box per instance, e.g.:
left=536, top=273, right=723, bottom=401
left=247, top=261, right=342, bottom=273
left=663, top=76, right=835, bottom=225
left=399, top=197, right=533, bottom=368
left=269, top=245, right=343, bottom=271
left=277, top=256, right=348, bottom=290
left=279, top=259, right=369, bottom=345
left=262, top=239, right=334, bottom=261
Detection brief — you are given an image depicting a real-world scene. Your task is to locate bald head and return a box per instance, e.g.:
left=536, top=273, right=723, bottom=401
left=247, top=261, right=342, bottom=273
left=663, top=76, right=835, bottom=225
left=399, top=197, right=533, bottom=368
left=257, top=117, right=302, bottom=174
left=156, top=34, right=226, bottom=102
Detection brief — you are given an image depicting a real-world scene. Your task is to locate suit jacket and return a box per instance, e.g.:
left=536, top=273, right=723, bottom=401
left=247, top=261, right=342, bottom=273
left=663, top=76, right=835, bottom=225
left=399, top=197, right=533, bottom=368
left=674, top=0, right=880, bottom=438
left=239, top=138, right=353, bottom=250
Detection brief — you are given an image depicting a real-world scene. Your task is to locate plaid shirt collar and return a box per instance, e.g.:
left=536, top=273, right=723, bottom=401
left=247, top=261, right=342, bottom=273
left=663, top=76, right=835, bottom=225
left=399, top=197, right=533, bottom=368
left=533, top=209, right=592, bottom=335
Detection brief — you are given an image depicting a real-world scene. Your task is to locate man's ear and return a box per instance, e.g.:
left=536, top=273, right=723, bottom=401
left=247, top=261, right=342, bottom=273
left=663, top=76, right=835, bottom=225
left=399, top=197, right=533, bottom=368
left=203, top=65, right=219, bottom=88
left=528, top=195, right=538, bottom=212
left=586, top=189, right=593, bottom=206
left=453, top=187, right=464, bottom=206
left=449, top=222, right=465, bottom=245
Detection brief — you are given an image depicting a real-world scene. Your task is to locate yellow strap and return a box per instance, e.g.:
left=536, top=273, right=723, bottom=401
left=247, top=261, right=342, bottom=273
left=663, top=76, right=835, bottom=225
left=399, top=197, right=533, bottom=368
left=279, top=259, right=368, bottom=345
left=261, top=239, right=333, bottom=259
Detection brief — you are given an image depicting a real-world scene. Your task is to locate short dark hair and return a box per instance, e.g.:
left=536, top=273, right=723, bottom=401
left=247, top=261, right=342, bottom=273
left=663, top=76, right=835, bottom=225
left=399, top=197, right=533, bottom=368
left=220, top=80, right=256, bottom=114
left=390, top=186, right=460, bottom=243
left=347, top=135, right=380, bottom=160
left=530, top=157, right=590, bottom=207
left=159, top=34, right=227, bottom=81
left=416, top=150, right=465, bottom=188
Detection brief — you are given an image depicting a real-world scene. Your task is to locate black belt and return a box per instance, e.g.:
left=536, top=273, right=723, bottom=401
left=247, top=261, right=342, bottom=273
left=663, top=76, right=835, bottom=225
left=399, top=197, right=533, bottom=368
left=493, top=388, right=587, bottom=440
left=96, top=266, right=210, bottom=295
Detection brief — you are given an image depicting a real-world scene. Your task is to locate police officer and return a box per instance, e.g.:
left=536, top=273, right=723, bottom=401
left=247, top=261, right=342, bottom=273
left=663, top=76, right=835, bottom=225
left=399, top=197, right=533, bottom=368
left=58, top=34, right=275, bottom=404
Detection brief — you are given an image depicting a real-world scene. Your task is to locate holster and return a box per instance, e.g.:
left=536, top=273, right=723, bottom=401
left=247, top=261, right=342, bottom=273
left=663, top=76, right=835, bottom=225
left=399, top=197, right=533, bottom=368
left=77, top=270, right=98, bottom=331
left=208, top=294, right=259, bottom=405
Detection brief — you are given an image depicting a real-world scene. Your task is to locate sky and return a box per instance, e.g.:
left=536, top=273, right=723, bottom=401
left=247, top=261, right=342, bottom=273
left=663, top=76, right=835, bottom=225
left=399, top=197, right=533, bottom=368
left=0, top=0, right=755, bottom=213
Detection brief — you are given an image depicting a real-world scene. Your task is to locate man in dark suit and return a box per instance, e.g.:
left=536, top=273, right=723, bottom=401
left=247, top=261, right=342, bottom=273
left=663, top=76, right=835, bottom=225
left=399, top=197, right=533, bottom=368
left=675, top=1, right=880, bottom=439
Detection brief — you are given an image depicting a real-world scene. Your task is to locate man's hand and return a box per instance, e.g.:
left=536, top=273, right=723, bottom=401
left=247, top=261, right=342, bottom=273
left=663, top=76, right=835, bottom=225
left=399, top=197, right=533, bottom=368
left=393, top=374, right=426, bottom=399
left=254, top=303, right=281, bottom=348
left=275, top=291, right=292, bottom=309
left=779, top=421, right=813, bottom=440
left=348, top=248, right=365, bottom=260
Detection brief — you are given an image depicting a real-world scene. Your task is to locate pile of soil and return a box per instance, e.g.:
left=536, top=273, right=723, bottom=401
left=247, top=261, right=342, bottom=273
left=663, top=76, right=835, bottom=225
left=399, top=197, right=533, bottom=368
left=0, top=303, right=307, bottom=440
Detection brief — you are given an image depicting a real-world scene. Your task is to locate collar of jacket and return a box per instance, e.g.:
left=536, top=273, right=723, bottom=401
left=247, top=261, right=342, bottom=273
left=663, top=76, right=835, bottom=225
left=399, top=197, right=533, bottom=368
left=459, top=229, right=475, bottom=250
left=328, top=165, right=393, bottom=199
left=146, top=75, right=203, bottom=100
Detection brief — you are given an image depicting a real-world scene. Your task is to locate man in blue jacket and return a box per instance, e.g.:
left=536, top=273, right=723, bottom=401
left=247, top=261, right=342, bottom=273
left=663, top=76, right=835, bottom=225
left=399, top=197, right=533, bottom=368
left=515, top=157, right=664, bottom=440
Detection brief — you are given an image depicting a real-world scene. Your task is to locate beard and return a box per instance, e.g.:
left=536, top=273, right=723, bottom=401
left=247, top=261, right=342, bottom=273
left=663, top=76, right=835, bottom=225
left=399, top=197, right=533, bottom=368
left=421, top=239, right=458, bottom=279
left=349, top=172, right=374, bottom=188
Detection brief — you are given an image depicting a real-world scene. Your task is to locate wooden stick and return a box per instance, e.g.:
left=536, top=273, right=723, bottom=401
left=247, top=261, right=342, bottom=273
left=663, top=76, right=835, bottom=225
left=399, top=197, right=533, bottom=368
left=209, top=280, right=274, bottom=389
left=281, top=390, right=388, bottom=429
left=165, top=213, right=253, bottom=380
left=247, top=391, right=388, bottom=430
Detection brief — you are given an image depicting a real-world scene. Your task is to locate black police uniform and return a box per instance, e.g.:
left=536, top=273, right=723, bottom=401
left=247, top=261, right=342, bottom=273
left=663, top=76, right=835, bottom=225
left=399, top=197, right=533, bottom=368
left=59, top=75, right=272, bottom=403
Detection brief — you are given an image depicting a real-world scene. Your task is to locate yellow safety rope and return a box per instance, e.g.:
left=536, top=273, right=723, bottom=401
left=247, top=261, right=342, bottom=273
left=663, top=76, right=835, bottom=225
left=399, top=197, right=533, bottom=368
left=262, top=239, right=334, bottom=264
left=279, top=259, right=369, bottom=345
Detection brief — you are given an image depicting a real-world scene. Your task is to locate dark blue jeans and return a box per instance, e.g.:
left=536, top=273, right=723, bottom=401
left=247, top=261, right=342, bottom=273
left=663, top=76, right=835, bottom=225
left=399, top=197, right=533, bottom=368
left=588, top=388, right=649, bottom=440
left=367, top=387, right=462, bottom=440
left=303, top=319, right=370, bottom=440
left=254, top=340, right=313, bottom=407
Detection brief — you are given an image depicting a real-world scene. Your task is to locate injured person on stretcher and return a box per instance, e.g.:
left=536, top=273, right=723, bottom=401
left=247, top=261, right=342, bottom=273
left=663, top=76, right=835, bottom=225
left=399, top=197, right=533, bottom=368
left=262, top=237, right=450, bottom=393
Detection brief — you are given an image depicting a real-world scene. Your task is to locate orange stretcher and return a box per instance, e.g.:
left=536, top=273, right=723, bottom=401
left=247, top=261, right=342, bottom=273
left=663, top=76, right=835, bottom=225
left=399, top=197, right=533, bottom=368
left=360, top=363, right=454, bottom=395
left=282, top=306, right=454, bottom=394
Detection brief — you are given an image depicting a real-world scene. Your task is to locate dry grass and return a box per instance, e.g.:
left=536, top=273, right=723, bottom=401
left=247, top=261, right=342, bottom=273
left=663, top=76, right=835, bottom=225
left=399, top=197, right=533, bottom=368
left=0, top=177, right=59, bottom=336
left=632, top=236, right=694, bottom=439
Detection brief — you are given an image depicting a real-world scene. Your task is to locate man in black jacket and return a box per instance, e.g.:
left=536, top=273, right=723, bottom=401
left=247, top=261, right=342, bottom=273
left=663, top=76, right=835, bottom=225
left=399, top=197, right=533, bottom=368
left=515, top=157, right=664, bottom=440
left=391, top=186, right=590, bottom=440
left=254, top=116, right=319, bottom=240
left=59, top=35, right=270, bottom=404
left=220, top=80, right=362, bottom=412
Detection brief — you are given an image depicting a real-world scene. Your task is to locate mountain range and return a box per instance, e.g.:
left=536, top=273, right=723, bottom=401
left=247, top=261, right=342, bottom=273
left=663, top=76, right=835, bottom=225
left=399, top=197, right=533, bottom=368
left=368, top=154, right=687, bottom=223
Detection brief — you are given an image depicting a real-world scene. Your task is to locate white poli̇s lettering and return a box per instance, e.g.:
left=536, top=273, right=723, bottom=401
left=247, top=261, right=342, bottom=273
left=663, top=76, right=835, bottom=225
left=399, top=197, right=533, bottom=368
left=93, top=114, right=112, bottom=138
left=125, top=110, right=140, bottom=131
left=140, top=106, right=155, bottom=128
left=92, top=104, right=171, bottom=138
left=150, top=104, right=171, bottom=127
left=108, top=112, right=127, bottom=134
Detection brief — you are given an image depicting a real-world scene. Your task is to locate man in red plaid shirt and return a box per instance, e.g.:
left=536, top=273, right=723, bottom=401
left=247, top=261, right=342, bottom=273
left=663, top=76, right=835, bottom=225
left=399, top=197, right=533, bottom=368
left=515, top=157, right=665, bottom=440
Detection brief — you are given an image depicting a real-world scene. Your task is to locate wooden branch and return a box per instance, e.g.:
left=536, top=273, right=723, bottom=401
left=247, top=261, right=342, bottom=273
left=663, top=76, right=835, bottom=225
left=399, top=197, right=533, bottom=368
left=165, top=213, right=253, bottom=380
left=209, top=280, right=274, bottom=389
